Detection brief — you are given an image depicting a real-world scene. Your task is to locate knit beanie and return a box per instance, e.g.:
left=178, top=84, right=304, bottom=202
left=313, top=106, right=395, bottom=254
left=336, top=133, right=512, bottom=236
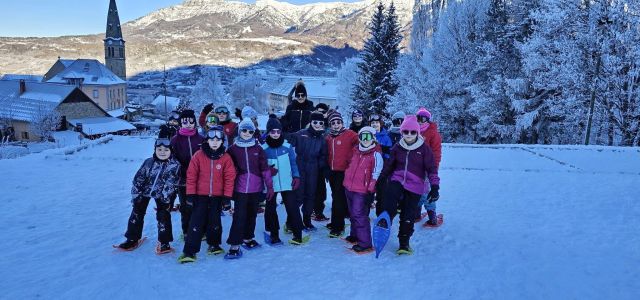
left=238, top=118, right=256, bottom=131
left=310, top=112, right=325, bottom=122
left=400, top=115, right=420, bottom=133
left=179, top=109, right=196, bottom=121
left=416, top=108, right=432, bottom=120
left=392, top=111, right=406, bottom=120
left=294, top=81, right=307, bottom=99
left=241, top=106, right=259, bottom=120
left=327, top=111, right=343, bottom=124
left=315, top=103, right=329, bottom=111
left=266, top=116, right=283, bottom=132
left=352, top=109, right=364, bottom=119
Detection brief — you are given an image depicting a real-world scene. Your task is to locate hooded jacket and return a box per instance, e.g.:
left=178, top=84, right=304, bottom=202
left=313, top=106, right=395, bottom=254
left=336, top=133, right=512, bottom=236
left=343, top=145, right=384, bottom=194
left=381, top=137, right=440, bottom=195
left=131, top=156, right=181, bottom=202
left=262, top=139, right=300, bottom=192
left=186, top=144, right=236, bottom=198
left=227, top=138, right=273, bottom=194
left=420, top=122, right=442, bottom=170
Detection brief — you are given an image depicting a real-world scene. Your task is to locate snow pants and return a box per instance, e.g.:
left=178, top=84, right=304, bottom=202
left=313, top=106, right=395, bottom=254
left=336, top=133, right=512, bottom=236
left=313, top=175, right=327, bottom=216
left=416, top=188, right=437, bottom=220
left=384, top=181, right=421, bottom=243
left=125, top=196, right=173, bottom=243
left=182, top=196, right=223, bottom=256
left=265, top=191, right=303, bottom=239
left=227, top=192, right=261, bottom=245
left=328, top=171, right=348, bottom=232
left=177, top=186, right=193, bottom=235
left=374, top=175, right=388, bottom=216
left=297, top=166, right=320, bottom=225
left=345, top=190, right=372, bottom=248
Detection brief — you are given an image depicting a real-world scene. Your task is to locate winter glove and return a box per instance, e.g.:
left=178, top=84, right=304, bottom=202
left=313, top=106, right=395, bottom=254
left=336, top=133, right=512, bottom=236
left=203, top=103, right=214, bottom=114
left=269, top=165, right=279, bottom=177
left=323, top=168, right=331, bottom=182
left=266, top=187, right=275, bottom=202
left=291, top=177, right=301, bottom=190
left=427, top=185, right=440, bottom=203
left=367, top=179, right=377, bottom=194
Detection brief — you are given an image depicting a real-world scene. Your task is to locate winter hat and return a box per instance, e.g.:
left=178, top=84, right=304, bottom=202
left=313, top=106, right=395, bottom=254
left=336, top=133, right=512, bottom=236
left=310, top=112, right=325, bottom=122
left=400, top=115, right=420, bottom=133
left=238, top=118, right=256, bottom=132
left=416, top=108, right=432, bottom=120
left=169, top=110, right=180, bottom=121
left=358, top=126, right=377, bottom=139
left=392, top=111, right=406, bottom=120
left=266, top=116, right=283, bottom=132
left=180, top=109, right=196, bottom=121
left=352, top=109, right=364, bottom=119
left=315, top=103, right=329, bottom=112
left=293, top=81, right=307, bottom=99
left=241, top=106, right=258, bottom=120
left=327, top=111, right=343, bottom=124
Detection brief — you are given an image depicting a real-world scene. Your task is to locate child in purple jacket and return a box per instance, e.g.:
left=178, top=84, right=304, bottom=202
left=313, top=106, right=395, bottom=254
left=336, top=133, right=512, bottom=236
left=379, top=115, right=440, bottom=255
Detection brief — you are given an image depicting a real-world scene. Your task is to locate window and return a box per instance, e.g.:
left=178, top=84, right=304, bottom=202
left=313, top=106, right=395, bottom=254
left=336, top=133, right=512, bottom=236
left=93, top=90, right=99, bottom=98
left=119, top=48, right=124, bottom=58
left=22, top=132, right=29, bottom=140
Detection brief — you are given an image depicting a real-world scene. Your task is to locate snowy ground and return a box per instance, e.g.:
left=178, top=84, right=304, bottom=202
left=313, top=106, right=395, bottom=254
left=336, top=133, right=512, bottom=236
left=0, top=136, right=638, bottom=299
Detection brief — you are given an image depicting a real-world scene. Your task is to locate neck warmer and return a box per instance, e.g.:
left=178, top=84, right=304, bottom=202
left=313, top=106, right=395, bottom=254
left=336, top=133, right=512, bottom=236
left=399, top=136, right=425, bottom=151
left=202, top=142, right=225, bottom=160
left=234, top=136, right=256, bottom=148
left=179, top=128, right=197, bottom=136
left=266, top=135, right=285, bottom=148
left=359, top=142, right=376, bottom=152
left=420, top=122, right=430, bottom=133
left=389, top=126, right=401, bottom=134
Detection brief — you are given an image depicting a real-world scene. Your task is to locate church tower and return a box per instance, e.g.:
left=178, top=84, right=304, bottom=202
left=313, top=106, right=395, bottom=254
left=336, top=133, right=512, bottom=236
left=104, top=0, right=126, bottom=80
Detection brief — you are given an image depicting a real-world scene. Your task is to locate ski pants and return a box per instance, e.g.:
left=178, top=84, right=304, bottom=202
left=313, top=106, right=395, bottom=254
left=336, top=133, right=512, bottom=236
left=345, top=189, right=372, bottom=248
left=328, top=171, right=348, bottom=231
left=177, top=186, right=194, bottom=235
left=182, top=196, right=223, bottom=256
left=298, top=167, right=320, bottom=221
left=125, top=196, right=173, bottom=243
left=374, top=175, right=388, bottom=216
left=266, top=191, right=303, bottom=239
left=314, top=175, right=327, bottom=216
left=416, top=189, right=437, bottom=220
left=227, top=192, right=261, bottom=245
left=384, top=181, right=421, bottom=242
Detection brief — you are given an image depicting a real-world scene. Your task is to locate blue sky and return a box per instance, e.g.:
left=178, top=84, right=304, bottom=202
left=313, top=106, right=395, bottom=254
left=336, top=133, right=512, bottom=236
left=0, top=0, right=359, bottom=37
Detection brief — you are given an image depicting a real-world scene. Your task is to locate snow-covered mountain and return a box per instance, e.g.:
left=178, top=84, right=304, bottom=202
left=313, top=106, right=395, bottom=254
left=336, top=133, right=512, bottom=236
left=0, top=0, right=414, bottom=76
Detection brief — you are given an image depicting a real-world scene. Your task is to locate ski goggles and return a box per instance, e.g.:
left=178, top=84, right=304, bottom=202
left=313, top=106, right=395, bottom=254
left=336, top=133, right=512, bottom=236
left=241, top=129, right=255, bottom=135
left=392, top=118, right=404, bottom=127
left=417, top=115, right=430, bottom=123
left=206, top=115, right=219, bottom=124
left=369, top=114, right=382, bottom=122
left=402, top=130, right=418, bottom=136
left=214, top=107, right=230, bottom=114
left=269, top=129, right=281, bottom=135
left=359, top=132, right=375, bottom=142
left=206, top=130, right=225, bottom=141
left=155, top=138, right=171, bottom=148
left=311, top=120, right=325, bottom=126
left=181, top=119, right=195, bottom=125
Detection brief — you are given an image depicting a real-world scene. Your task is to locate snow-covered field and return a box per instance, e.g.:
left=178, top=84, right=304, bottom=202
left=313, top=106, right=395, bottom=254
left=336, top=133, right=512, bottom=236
left=0, top=136, right=638, bottom=299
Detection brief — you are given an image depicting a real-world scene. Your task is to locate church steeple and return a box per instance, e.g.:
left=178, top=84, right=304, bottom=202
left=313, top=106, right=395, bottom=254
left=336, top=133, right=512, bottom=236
left=104, top=0, right=126, bottom=80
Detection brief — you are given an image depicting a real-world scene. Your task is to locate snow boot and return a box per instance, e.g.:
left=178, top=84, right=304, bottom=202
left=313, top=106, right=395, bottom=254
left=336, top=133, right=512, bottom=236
left=303, top=216, right=316, bottom=232
left=117, top=239, right=142, bottom=251
left=351, top=245, right=374, bottom=254
left=289, top=235, right=311, bottom=245
left=242, top=239, right=261, bottom=250
left=207, top=245, right=225, bottom=256
left=343, top=235, right=357, bottom=245
left=178, top=254, right=196, bottom=264
left=269, top=233, right=282, bottom=245
left=312, top=213, right=330, bottom=222
left=328, top=229, right=344, bottom=238
left=397, top=238, right=413, bottom=255
left=156, top=242, right=173, bottom=254
left=224, top=247, right=243, bottom=259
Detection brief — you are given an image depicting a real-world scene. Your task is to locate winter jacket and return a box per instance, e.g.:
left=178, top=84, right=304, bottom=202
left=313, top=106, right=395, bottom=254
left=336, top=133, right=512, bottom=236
left=262, top=140, right=300, bottom=192
left=170, top=131, right=206, bottom=185
left=227, top=139, right=273, bottom=194
left=287, top=127, right=328, bottom=175
left=325, top=129, right=358, bottom=172
left=282, top=100, right=315, bottom=133
left=343, top=146, right=384, bottom=194
left=131, top=157, right=181, bottom=202
left=220, top=120, right=237, bottom=141
left=186, top=150, right=236, bottom=198
left=375, top=128, right=393, bottom=159
left=381, top=137, right=440, bottom=195
left=420, top=122, right=442, bottom=170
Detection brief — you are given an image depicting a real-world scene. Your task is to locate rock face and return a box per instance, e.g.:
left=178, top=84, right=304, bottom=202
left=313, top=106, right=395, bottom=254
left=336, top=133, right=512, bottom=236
left=0, top=0, right=414, bottom=76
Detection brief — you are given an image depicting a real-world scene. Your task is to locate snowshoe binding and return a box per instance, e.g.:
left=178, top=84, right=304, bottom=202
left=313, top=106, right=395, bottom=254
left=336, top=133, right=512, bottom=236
left=289, top=235, right=311, bottom=246
left=207, top=245, right=225, bottom=256
left=155, top=242, right=174, bottom=255
left=113, top=237, right=147, bottom=251
left=224, top=248, right=243, bottom=260
left=423, top=214, right=444, bottom=228
left=263, top=232, right=283, bottom=246
left=241, top=239, right=261, bottom=250
left=177, top=254, right=196, bottom=264
left=349, top=245, right=374, bottom=254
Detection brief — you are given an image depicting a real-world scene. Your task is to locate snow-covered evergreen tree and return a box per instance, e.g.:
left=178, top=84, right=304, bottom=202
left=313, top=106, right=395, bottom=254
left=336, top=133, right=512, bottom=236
left=190, top=67, right=227, bottom=110
left=229, top=72, right=267, bottom=113
left=335, top=56, right=361, bottom=117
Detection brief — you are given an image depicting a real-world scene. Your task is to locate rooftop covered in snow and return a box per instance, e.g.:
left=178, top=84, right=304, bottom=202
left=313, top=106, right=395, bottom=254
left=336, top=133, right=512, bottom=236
left=68, top=117, right=135, bottom=136
left=46, top=59, right=125, bottom=86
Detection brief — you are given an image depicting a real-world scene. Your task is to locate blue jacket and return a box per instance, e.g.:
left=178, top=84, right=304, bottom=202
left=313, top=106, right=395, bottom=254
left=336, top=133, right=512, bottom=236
left=375, top=128, right=393, bottom=159
left=262, top=140, right=300, bottom=192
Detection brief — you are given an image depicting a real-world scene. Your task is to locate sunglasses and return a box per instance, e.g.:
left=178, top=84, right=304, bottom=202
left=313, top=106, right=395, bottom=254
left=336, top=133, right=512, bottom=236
left=155, top=138, right=171, bottom=148
left=215, top=108, right=229, bottom=114
left=269, top=129, right=281, bottom=135
left=241, top=129, right=255, bottom=135
left=311, top=120, right=325, bottom=126
left=417, top=116, right=430, bottom=123
left=330, top=120, right=343, bottom=126
left=207, top=116, right=218, bottom=123
left=181, top=119, right=195, bottom=125
left=359, top=132, right=374, bottom=142
left=402, top=130, right=418, bottom=136
left=206, top=130, right=225, bottom=140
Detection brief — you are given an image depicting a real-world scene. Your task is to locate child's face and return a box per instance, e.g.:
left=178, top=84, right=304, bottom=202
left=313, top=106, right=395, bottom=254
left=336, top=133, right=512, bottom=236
left=361, top=139, right=374, bottom=148
left=217, top=112, right=228, bottom=122
left=311, top=120, right=325, bottom=131
left=353, top=116, right=363, bottom=123
left=371, top=121, right=381, bottom=131
left=181, top=118, right=195, bottom=129
left=240, top=129, right=254, bottom=140
left=169, top=119, right=178, bottom=126
left=330, top=119, right=343, bottom=131
left=269, top=129, right=281, bottom=139
left=402, top=130, right=418, bottom=144
left=207, top=138, right=223, bottom=150
left=155, top=146, right=171, bottom=160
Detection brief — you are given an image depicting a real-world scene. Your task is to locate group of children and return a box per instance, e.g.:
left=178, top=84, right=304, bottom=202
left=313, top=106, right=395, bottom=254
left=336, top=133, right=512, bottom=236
left=116, top=86, right=443, bottom=262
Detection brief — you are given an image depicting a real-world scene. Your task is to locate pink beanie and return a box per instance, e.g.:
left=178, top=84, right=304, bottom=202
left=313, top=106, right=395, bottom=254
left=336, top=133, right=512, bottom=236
left=416, top=107, right=432, bottom=120
left=400, top=115, right=420, bottom=132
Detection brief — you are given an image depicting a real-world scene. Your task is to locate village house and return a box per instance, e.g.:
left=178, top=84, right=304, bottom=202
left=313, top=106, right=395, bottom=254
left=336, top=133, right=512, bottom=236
left=268, top=77, right=338, bottom=114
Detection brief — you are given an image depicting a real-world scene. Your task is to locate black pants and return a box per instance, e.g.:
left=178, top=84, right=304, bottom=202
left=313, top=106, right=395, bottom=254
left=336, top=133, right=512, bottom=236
left=298, top=168, right=319, bottom=221
left=177, top=186, right=193, bottom=235
left=266, top=191, right=303, bottom=239
left=227, top=192, right=260, bottom=245
left=328, top=171, right=348, bottom=231
left=375, top=175, right=388, bottom=216
left=182, top=196, right=223, bottom=256
left=314, top=175, right=327, bottom=216
left=125, top=196, right=173, bottom=243
left=383, top=181, right=420, bottom=243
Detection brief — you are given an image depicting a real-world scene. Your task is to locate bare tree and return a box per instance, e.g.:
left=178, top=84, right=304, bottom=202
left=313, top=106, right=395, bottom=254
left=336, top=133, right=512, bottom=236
left=31, top=103, right=61, bottom=142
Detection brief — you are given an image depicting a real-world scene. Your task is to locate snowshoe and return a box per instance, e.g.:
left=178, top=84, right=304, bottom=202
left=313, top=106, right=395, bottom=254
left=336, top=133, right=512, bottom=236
left=263, top=232, right=284, bottom=246
left=113, top=237, right=147, bottom=251
left=241, top=239, right=261, bottom=250
left=423, top=214, right=444, bottom=228
left=372, top=212, right=391, bottom=258
left=328, top=230, right=344, bottom=238
left=303, top=224, right=317, bottom=232
left=342, top=235, right=357, bottom=245
left=289, top=235, right=311, bottom=246
left=178, top=254, right=196, bottom=264
left=349, top=245, right=374, bottom=254
left=415, top=212, right=429, bottom=223
left=207, top=245, right=225, bottom=256
left=155, top=242, right=174, bottom=255
left=312, top=213, right=330, bottom=222
left=224, top=248, right=243, bottom=260
left=396, top=246, right=414, bottom=255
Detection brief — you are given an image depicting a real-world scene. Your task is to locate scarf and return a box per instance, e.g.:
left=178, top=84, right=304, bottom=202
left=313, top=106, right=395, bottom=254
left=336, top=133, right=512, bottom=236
left=389, top=126, right=401, bottom=134
left=266, top=135, right=285, bottom=148
left=359, top=142, right=376, bottom=152
left=420, top=121, right=430, bottom=133
left=399, top=136, right=425, bottom=151
left=179, top=128, right=197, bottom=136
left=202, top=142, right=225, bottom=160
left=234, top=136, right=256, bottom=148
left=308, top=127, right=325, bottom=137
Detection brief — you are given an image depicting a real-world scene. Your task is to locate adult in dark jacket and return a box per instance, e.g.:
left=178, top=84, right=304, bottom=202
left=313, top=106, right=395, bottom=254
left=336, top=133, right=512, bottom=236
left=170, top=110, right=206, bottom=237
left=287, top=112, right=328, bottom=231
left=158, top=111, right=180, bottom=139
left=282, top=81, right=314, bottom=133
left=117, top=139, right=181, bottom=253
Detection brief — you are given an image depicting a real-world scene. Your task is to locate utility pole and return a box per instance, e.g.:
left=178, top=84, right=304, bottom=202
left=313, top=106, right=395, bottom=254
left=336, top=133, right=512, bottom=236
left=163, top=65, right=168, bottom=119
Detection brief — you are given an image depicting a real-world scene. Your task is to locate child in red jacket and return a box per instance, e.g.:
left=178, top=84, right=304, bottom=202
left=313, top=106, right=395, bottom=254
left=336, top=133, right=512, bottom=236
left=343, top=127, right=383, bottom=253
left=178, top=126, right=236, bottom=263
left=416, top=108, right=442, bottom=225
